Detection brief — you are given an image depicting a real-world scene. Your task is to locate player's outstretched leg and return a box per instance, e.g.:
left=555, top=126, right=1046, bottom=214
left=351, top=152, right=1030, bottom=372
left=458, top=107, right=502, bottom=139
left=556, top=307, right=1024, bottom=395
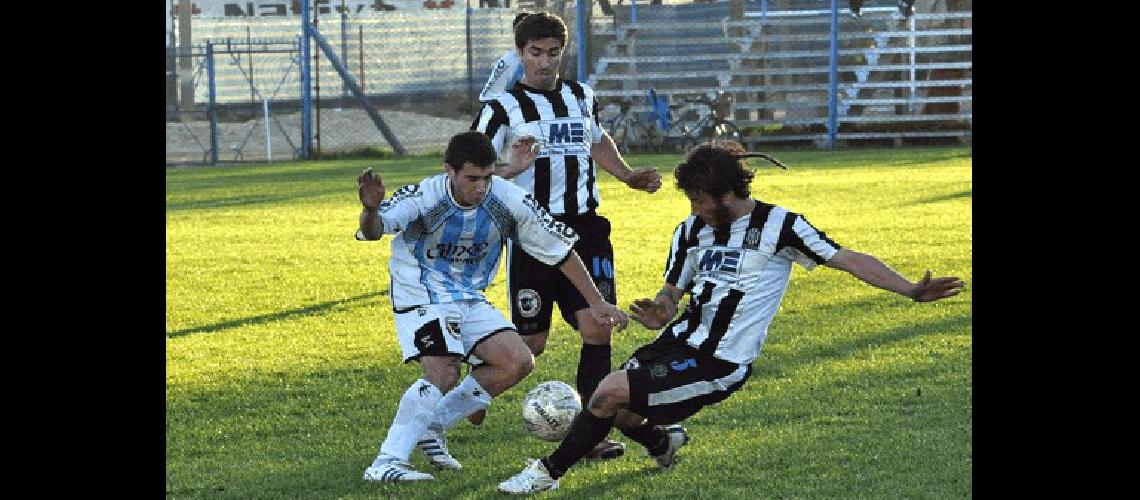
left=653, top=424, right=689, bottom=469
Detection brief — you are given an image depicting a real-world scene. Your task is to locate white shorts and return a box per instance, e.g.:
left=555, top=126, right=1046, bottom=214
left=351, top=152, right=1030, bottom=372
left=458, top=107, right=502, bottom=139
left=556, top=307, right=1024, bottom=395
left=393, top=301, right=515, bottom=363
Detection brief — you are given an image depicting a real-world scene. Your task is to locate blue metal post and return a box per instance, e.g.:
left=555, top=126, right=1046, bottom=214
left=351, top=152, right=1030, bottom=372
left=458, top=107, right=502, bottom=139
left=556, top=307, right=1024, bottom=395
left=466, top=0, right=474, bottom=101
left=301, top=0, right=312, bottom=159
left=341, top=4, right=348, bottom=98
left=632, top=0, right=637, bottom=23
left=207, top=42, right=219, bottom=165
left=826, top=0, right=839, bottom=149
left=761, top=0, right=767, bottom=21
left=577, top=0, right=586, bottom=81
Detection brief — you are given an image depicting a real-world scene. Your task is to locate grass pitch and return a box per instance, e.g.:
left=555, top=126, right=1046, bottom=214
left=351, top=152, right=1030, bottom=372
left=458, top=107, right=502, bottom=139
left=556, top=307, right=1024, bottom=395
left=166, top=147, right=972, bottom=498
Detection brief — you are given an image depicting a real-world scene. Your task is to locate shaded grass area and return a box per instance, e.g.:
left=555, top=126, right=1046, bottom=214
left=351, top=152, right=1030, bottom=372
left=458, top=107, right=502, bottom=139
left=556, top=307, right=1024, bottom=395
left=167, top=147, right=971, bottom=498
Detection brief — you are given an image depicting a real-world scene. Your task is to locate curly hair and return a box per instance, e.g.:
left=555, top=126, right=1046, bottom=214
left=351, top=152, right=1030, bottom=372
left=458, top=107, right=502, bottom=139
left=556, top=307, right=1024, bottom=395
left=514, top=12, right=568, bottom=49
left=445, top=131, right=496, bottom=171
left=674, top=140, right=788, bottom=199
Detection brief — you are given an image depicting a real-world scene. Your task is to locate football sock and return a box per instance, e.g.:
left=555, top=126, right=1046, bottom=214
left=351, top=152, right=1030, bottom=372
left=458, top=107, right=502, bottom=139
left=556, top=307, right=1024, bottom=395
left=542, top=409, right=615, bottom=480
left=576, top=343, right=611, bottom=405
left=620, top=423, right=670, bottom=456
left=374, top=379, right=442, bottom=465
left=435, top=374, right=493, bottom=430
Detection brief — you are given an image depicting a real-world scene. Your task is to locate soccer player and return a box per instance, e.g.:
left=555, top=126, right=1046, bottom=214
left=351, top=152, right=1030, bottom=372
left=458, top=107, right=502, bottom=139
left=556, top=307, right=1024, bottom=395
left=469, top=10, right=663, bottom=460
left=356, top=131, right=628, bottom=483
left=497, top=141, right=965, bottom=494
left=477, top=12, right=529, bottom=103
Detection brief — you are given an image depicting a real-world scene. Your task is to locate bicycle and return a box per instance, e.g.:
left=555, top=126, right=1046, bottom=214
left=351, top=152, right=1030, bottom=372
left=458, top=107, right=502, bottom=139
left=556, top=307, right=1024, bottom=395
left=598, top=96, right=660, bottom=154
left=650, top=89, right=742, bottom=153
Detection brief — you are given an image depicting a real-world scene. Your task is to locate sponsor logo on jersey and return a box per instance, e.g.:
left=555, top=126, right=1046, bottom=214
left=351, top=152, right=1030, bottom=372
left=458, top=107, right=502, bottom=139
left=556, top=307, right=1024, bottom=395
left=537, top=118, right=591, bottom=156
left=698, top=249, right=742, bottom=273
left=426, top=241, right=491, bottom=263
left=522, top=195, right=578, bottom=241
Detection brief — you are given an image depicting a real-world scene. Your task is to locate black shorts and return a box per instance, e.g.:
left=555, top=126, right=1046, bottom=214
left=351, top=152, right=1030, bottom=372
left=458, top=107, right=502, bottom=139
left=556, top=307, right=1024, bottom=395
left=622, top=337, right=752, bottom=426
left=508, top=212, right=616, bottom=335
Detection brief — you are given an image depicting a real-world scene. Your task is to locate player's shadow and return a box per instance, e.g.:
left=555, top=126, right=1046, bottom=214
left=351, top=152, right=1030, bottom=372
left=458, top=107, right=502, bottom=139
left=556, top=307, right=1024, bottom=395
left=166, top=290, right=388, bottom=338
left=901, top=189, right=971, bottom=206
left=164, top=188, right=346, bottom=211
left=166, top=161, right=433, bottom=212
left=763, top=314, right=972, bottom=376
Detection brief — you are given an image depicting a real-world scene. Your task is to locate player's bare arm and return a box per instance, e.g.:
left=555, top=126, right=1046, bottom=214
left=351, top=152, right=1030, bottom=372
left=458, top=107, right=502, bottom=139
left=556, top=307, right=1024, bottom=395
left=629, top=284, right=684, bottom=329
left=590, top=131, right=663, bottom=193
left=357, top=167, right=386, bottom=240
left=496, top=135, right=542, bottom=179
left=558, top=250, right=630, bottom=331
left=825, top=248, right=964, bottom=302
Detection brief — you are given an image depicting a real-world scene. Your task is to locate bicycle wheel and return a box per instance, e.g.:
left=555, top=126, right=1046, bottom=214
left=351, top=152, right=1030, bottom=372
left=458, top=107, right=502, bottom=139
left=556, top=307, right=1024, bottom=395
left=609, top=117, right=632, bottom=155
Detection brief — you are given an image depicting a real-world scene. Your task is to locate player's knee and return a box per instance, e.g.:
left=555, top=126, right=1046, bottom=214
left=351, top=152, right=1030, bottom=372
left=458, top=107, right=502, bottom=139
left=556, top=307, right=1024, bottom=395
left=510, top=350, right=535, bottom=382
left=578, top=317, right=613, bottom=344
left=422, top=358, right=461, bottom=390
left=523, top=332, right=549, bottom=356
left=586, top=375, right=629, bottom=414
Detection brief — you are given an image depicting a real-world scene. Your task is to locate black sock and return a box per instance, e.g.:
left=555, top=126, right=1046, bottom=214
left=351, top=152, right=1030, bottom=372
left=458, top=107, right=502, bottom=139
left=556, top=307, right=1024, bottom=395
left=619, top=423, right=670, bottom=456
left=542, top=410, right=615, bottom=480
left=576, top=343, right=612, bottom=404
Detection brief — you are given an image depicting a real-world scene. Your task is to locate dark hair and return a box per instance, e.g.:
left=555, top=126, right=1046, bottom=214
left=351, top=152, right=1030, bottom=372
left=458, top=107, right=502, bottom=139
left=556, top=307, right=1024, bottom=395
left=674, top=140, right=788, bottom=199
left=514, top=12, right=567, bottom=49
left=512, top=12, right=530, bottom=30
left=445, top=131, right=496, bottom=171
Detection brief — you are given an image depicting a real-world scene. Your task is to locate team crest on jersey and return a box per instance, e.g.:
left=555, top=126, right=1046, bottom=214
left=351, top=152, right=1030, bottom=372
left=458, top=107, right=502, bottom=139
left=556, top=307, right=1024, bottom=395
left=577, top=98, right=590, bottom=117
left=744, top=227, right=762, bottom=249
left=517, top=289, right=542, bottom=318
left=445, top=315, right=461, bottom=339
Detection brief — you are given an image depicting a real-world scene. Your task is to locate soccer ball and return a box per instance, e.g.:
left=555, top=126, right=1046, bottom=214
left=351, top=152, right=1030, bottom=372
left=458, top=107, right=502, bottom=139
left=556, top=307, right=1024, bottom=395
left=521, top=380, right=582, bottom=441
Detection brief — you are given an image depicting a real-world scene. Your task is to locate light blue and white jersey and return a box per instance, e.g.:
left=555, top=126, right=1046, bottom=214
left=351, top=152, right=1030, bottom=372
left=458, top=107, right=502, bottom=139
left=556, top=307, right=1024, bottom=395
left=373, top=174, right=579, bottom=308
left=479, top=50, right=524, bottom=103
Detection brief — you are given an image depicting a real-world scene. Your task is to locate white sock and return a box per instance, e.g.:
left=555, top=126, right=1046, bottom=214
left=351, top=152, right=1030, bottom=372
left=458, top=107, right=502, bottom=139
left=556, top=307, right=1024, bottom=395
left=374, top=379, right=442, bottom=466
left=435, top=374, right=494, bottom=430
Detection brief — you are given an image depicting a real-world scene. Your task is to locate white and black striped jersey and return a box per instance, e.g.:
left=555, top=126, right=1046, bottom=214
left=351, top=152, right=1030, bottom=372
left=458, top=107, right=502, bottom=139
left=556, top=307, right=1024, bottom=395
left=472, top=79, right=604, bottom=216
left=359, top=174, right=579, bottom=309
left=658, top=201, right=843, bottom=365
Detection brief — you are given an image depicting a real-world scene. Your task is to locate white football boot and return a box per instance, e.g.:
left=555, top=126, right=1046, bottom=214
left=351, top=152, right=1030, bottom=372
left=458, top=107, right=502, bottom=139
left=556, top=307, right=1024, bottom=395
left=417, top=427, right=462, bottom=470
left=498, top=459, right=559, bottom=494
left=362, top=456, right=434, bottom=482
left=652, top=425, right=689, bottom=469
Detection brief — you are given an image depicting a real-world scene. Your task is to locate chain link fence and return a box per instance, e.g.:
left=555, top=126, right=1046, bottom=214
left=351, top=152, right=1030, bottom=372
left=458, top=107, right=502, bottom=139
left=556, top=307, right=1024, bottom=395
left=166, top=0, right=970, bottom=165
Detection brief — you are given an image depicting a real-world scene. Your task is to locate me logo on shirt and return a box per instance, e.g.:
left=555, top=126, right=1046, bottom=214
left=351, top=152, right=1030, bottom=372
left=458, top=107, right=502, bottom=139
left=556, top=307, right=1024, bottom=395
left=537, top=118, right=590, bottom=156
left=698, top=249, right=741, bottom=273
left=548, top=122, right=584, bottom=143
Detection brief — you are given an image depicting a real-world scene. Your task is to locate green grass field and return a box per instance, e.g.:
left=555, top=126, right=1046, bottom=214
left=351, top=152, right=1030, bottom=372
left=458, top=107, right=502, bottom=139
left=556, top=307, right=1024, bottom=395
left=166, top=147, right=972, bottom=498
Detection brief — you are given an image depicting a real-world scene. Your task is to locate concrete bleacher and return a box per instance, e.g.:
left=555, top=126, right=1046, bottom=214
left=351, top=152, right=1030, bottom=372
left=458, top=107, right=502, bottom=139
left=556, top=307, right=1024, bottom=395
left=589, top=3, right=745, bottom=96
left=587, top=1, right=972, bottom=147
